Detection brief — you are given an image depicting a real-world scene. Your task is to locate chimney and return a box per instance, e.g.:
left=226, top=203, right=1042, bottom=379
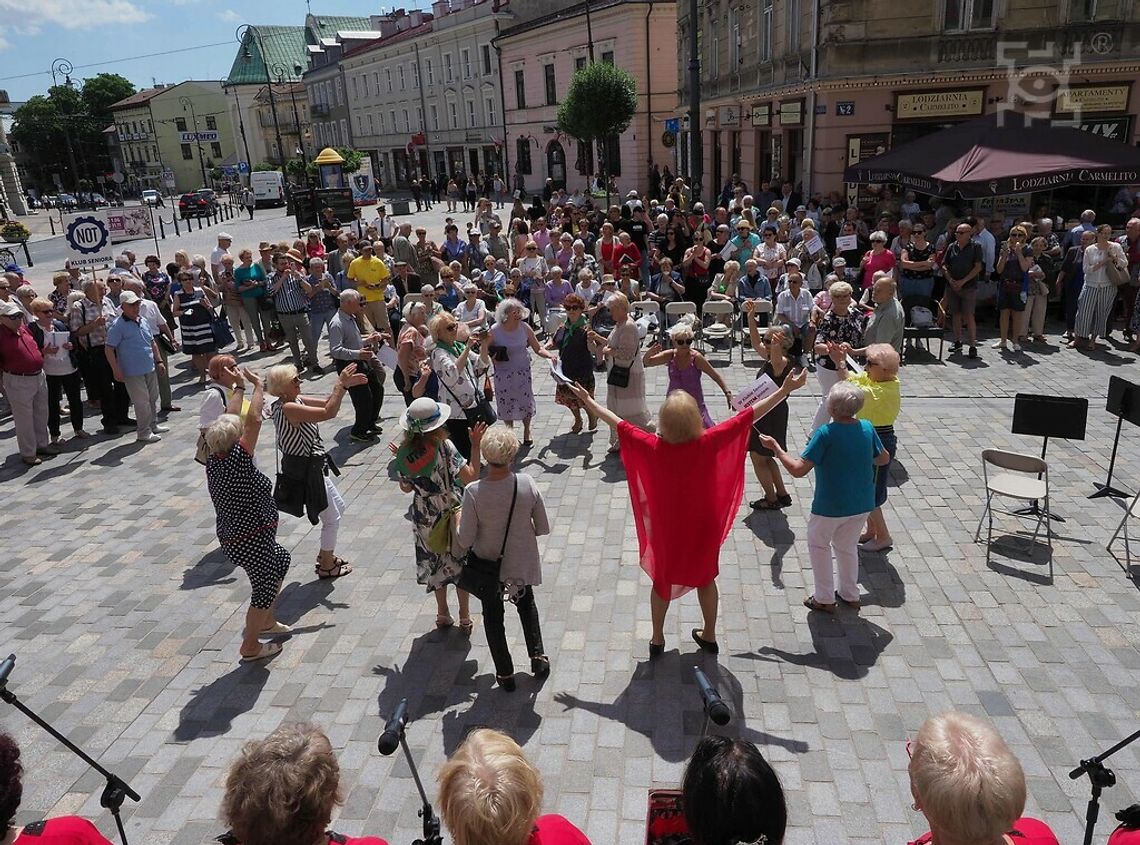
left=409, top=10, right=424, bottom=25
left=395, top=8, right=409, bottom=30
left=377, top=12, right=399, bottom=37
left=431, top=0, right=449, bottom=17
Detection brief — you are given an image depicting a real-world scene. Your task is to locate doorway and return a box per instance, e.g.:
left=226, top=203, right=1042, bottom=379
left=547, top=140, right=566, bottom=189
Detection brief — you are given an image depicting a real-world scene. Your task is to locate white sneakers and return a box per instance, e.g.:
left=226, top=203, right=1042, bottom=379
left=137, top=432, right=162, bottom=443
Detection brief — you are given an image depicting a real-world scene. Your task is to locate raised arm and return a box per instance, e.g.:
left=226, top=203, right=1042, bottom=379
left=641, top=343, right=671, bottom=368
left=282, top=364, right=367, bottom=424
left=239, top=369, right=266, bottom=452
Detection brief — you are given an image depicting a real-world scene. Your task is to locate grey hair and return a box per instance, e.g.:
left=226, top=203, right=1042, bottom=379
left=204, top=413, right=242, bottom=455
left=827, top=380, right=865, bottom=419
left=766, top=324, right=794, bottom=351
left=339, top=289, right=362, bottom=304
left=115, top=255, right=132, bottom=269
left=403, top=300, right=426, bottom=320
left=828, top=280, right=853, bottom=298
left=495, top=297, right=524, bottom=324
left=480, top=424, right=520, bottom=466
left=869, top=230, right=888, bottom=243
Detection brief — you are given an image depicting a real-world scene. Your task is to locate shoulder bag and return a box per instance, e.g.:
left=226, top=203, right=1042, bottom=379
left=1106, top=248, right=1131, bottom=287
left=439, top=360, right=497, bottom=427
left=607, top=332, right=638, bottom=388
left=456, top=476, right=518, bottom=602
left=427, top=447, right=462, bottom=554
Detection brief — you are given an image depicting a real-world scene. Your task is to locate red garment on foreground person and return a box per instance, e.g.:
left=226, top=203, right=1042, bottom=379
left=617, top=408, right=754, bottom=600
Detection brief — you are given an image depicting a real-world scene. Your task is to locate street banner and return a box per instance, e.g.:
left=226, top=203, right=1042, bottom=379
left=107, top=206, right=154, bottom=244
left=64, top=211, right=113, bottom=269
left=351, top=158, right=378, bottom=206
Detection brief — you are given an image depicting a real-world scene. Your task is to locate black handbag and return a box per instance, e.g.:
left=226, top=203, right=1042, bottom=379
left=607, top=364, right=631, bottom=388
left=272, top=447, right=308, bottom=519
left=457, top=476, right=517, bottom=602
left=441, top=369, right=497, bottom=427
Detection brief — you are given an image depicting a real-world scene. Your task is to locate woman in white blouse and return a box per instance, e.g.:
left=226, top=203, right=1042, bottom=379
left=455, top=283, right=489, bottom=330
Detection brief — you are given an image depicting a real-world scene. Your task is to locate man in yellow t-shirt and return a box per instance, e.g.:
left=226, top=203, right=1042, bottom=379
left=347, top=240, right=392, bottom=332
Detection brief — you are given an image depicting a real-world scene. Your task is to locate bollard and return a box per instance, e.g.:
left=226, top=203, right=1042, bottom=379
left=158, top=217, right=165, bottom=239
left=49, top=217, right=56, bottom=236
left=173, top=215, right=180, bottom=237
left=197, top=215, right=203, bottom=231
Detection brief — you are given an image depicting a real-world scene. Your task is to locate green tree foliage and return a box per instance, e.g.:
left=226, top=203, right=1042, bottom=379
left=284, top=147, right=364, bottom=180
left=252, top=162, right=281, bottom=172
left=556, top=62, right=638, bottom=143
left=11, top=73, right=135, bottom=191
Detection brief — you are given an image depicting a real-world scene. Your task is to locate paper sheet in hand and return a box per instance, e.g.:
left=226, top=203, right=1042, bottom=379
left=731, top=373, right=779, bottom=412
left=835, top=234, right=858, bottom=251
left=375, top=343, right=398, bottom=370
left=718, top=242, right=735, bottom=261
left=549, top=360, right=573, bottom=385
left=803, top=232, right=825, bottom=255
left=45, top=331, right=71, bottom=362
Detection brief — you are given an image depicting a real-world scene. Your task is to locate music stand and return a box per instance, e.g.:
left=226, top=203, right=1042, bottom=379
left=1089, top=376, right=1138, bottom=500
left=1011, top=393, right=1088, bottom=523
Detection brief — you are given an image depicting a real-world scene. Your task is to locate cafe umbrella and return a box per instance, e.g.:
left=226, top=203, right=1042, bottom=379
left=842, top=110, right=1140, bottom=198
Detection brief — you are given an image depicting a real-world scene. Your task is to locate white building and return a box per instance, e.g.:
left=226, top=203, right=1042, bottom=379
left=340, top=1, right=511, bottom=188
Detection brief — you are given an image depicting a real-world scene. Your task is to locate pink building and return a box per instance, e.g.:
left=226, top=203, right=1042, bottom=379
left=495, top=0, right=677, bottom=198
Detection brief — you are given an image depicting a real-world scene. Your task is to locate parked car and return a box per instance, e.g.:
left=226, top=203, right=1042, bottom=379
left=179, top=190, right=218, bottom=219
left=141, top=189, right=163, bottom=207
left=57, top=194, right=77, bottom=210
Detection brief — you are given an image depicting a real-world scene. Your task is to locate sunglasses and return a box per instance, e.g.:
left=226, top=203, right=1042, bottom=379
left=442, top=324, right=457, bottom=331
left=526, top=246, right=537, bottom=251
left=566, top=306, right=583, bottom=312
left=674, top=338, right=692, bottom=346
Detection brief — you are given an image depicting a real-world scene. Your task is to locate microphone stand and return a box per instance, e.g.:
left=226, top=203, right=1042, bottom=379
left=0, top=659, right=140, bottom=845
left=378, top=707, right=442, bottom=845
left=1069, top=726, right=1140, bottom=845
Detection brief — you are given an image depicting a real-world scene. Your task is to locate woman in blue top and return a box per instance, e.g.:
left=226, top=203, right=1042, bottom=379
left=759, top=377, right=889, bottom=614
left=234, top=248, right=273, bottom=352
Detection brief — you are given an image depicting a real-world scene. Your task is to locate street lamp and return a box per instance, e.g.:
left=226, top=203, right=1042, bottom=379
left=178, top=95, right=209, bottom=187
left=222, top=81, right=253, bottom=184
left=50, top=58, right=82, bottom=191
left=236, top=24, right=286, bottom=170
left=271, top=60, right=309, bottom=174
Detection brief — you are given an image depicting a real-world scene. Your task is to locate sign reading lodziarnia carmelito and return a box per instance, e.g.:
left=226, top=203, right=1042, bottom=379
left=895, top=89, right=984, bottom=120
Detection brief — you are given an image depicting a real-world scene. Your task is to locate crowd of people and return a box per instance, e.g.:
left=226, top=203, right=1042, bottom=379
left=2, top=708, right=1080, bottom=845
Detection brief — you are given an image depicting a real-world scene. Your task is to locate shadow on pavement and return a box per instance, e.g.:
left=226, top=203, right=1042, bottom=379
left=172, top=662, right=272, bottom=742
left=180, top=549, right=237, bottom=591
left=742, top=509, right=795, bottom=590
left=743, top=614, right=894, bottom=681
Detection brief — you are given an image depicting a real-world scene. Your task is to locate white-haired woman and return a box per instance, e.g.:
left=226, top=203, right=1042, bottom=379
left=908, top=711, right=1059, bottom=845
left=642, top=319, right=731, bottom=429
left=742, top=306, right=794, bottom=510
left=428, top=312, right=491, bottom=459
left=760, top=381, right=889, bottom=614
left=306, top=256, right=339, bottom=353
left=266, top=363, right=367, bottom=579
left=455, top=283, right=488, bottom=330
left=830, top=343, right=901, bottom=551
left=809, top=280, right=864, bottom=435
left=456, top=425, right=550, bottom=690
left=487, top=297, right=556, bottom=445
left=396, top=300, right=436, bottom=406
left=1072, top=223, right=1127, bottom=350
left=587, top=292, right=652, bottom=453
left=394, top=398, right=485, bottom=633
left=203, top=369, right=291, bottom=661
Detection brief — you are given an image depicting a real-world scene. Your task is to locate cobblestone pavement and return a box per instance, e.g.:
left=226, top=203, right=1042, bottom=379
left=3, top=244, right=1140, bottom=845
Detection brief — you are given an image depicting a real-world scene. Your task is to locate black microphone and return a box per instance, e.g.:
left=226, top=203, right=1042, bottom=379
left=0, top=654, right=14, bottom=690
left=693, top=667, right=731, bottom=726
left=377, top=698, right=409, bottom=756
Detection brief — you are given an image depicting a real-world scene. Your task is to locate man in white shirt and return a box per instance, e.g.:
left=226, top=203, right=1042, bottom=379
left=971, top=216, right=996, bottom=277
left=209, top=233, right=232, bottom=279
left=371, top=205, right=398, bottom=242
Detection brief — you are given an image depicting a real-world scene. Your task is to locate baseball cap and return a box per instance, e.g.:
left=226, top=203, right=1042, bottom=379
left=785, top=257, right=802, bottom=268
left=119, top=291, right=142, bottom=305
left=0, top=300, right=23, bottom=318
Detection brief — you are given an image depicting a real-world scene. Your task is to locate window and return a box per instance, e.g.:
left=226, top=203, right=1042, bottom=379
left=710, top=37, right=719, bottom=79
left=175, top=117, right=187, bottom=132
left=760, top=0, right=773, bottom=61
left=403, top=109, right=410, bottom=131
left=368, top=112, right=375, bottom=134
left=147, top=119, right=153, bottom=132
left=444, top=53, right=454, bottom=83
left=943, top=0, right=994, bottom=29
left=448, top=101, right=458, bottom=129
left=153, top=146, right=158, bottom=160
left=461, top=48, right=472, bottom=79
left=516, top=137, right=532, bottom=174
left=355, top=114, right=363, bottom=135
left=390, top=111, right=398, bottom=134
left=514, top=69, right=526, bottom=109
left=181, top=143, right=193, bottom=160
left=787, top=0, right=800, bottom=51
left=373, top=71, right=380, bottom=93
left=413, top=62, right=420, bottom=87
left=601, top=134, right=621, bottom=177
left=352, top=76, right=359, bottom=98
left=211, top=142, right=222, bottom=158
left=486, top=97, right=497, bottom=127
left=335, top=78, right=343, bottom=106
left=481, top=44, right=492, bottom=76
left=385, top=68, right=392, bottom=92
left=544, top=64, right=557, bottom=105
left=340, top=118, right=348, bottom=142
left=430, top=104, right=439, bottom=130
left=601, top=50, right=614, bottom=65
left=426, top=59, right=434, bottom=85
left=416, top=107, right=424, bottom=129
left=377, top=113, right=384, bottom=134
left=575, top=56, right=587, bottom=71
left=729, top=9, right=740, bottom=66
left=363, top=74, right=370, bottom=97
left=399, top=65, right=406, bottom=90
left=144, top=147, right=150, bottom=163
left=466, top=100, right=477, bottom=127
left=205, top=115, right=217, bottom=131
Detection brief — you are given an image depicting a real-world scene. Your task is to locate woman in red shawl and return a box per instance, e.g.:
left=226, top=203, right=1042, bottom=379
left=567, top=370, right=806, bottom=657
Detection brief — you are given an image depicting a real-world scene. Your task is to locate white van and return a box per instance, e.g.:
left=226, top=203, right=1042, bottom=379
left=250, top=171, right=286, bottom=208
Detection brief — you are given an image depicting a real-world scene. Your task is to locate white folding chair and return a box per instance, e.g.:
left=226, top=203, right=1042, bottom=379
left=632, top=300, right=662, bottom=341
left=1106, top=488, right=1140, bottom=574
left=973, top=448, right=1053, bottom=579
left=404, top=293, right=425, bottom=308
left=700, top=300, right=736, bottom=358
left=664, top=300, right=697, bottom=329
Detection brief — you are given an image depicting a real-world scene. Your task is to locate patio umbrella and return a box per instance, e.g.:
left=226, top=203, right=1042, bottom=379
left=843, top=110, right=1140, bottom=198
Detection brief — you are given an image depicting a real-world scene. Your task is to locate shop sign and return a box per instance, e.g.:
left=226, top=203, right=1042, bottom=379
left=1055, top=84, right=1131, bottom=115
left=1054, top=115, right=1133, bottom=143
left=836, top=101, right=855, bottom=116
left=779, top=100, right=803, bottom=126
left=895, top=89, right=984, bottom=120
left=718, top=105, right=741, bottom=127
left=845, top=132, right=891, bottom=208
left=750, top=104, right=770, bottom=127
left=972, top=194, right=1032, bottom=220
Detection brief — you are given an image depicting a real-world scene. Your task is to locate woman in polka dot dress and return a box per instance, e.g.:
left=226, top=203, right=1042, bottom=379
left=204, top=368, right=291, bottom=663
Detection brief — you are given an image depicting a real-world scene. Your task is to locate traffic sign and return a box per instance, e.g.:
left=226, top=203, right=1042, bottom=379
left=237, top=161, right=250, bottom=174
left=665, top=118, right=680, bottom=134
left=65, top=212, right=113, bottom=268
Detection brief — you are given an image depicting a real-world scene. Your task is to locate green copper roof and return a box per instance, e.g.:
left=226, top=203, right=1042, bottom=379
left=226, top=26, right=308, bottom=85
left=307, top=15, right=372, bottom=43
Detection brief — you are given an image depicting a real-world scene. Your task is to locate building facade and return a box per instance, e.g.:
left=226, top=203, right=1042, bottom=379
left=678, top=0, right=1140, bottom=206
left=253, top=82, right=311, bottom=167
left=496, top=0, right=678, bottom=198
left=340, top=0, right=511, bottom=189
left=110, top=81, right=238, bottom=195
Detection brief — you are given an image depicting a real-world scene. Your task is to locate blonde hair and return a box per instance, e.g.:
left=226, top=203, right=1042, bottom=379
left=606, top=292, right=630, bottom=314
left=481, top=424, right=520, bottom=466
left=265, top=364, right=299, bottom=397
left=828, top=280, right=853, bottom=299
left=658, top=390, right=705, bottom=444
left=428, top=312, right=458, bottom=342
left=52, top=271, right=71, bottom=287
left=438, top=729, right=543, bottom=845
left=205, top=413, right=242, bottom=454
left=29, top=297, right=54, bottom=314
left=909, top=711, right=1026, bottom=844
left=221, top=723, right=343, bottom=845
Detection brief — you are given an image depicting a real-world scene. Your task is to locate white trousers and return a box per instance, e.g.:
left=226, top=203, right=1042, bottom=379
left=319, top=475, right=346, bottom=551
left=807, top=512, right=867, bottom=604
left=809, top=365, right=843, bottom=435
left=1075, top=284, right=1117, bottom=340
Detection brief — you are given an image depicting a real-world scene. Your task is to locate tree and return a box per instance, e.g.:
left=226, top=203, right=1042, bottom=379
left=556, top=62, right=638, bottom=203
left=253, top=162, right=280, bottom=172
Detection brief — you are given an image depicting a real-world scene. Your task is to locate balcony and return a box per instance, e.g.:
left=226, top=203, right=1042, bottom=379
left=936, top=34, right=996, bottom=64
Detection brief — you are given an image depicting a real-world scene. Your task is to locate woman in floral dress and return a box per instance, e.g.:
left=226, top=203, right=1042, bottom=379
left=809, top=280, right=865, bottom=435
left=394, top=398, right=486, bottom=632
